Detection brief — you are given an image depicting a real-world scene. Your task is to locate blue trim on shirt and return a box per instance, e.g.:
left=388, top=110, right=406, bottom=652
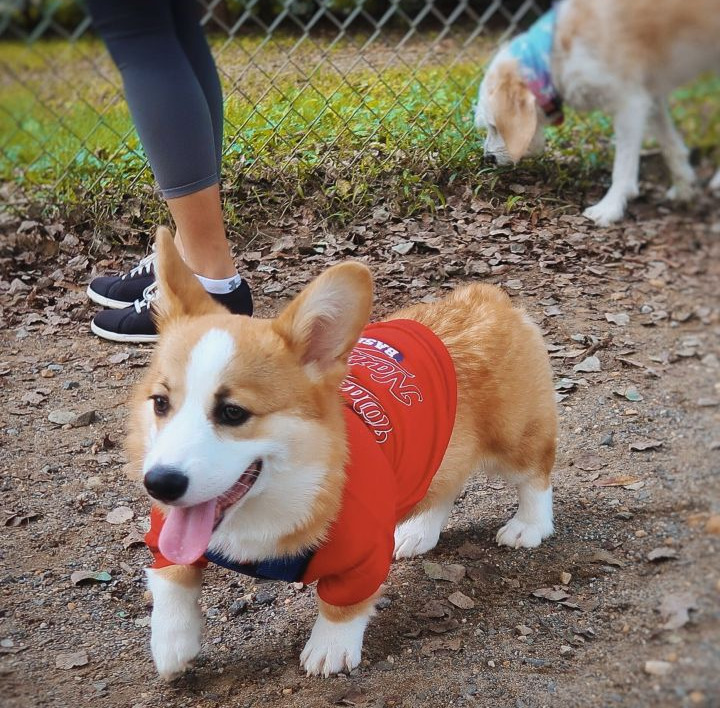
left=204, top=548, right=314, bottom=582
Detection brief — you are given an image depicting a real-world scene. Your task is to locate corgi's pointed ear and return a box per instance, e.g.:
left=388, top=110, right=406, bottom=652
left=493, top=76, right=538, bottom=162
left=153, top=227, right=226, bottom=328
left=273, top=262, right=373, bottom=378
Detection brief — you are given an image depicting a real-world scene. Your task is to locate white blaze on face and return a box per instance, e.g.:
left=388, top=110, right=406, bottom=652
left=142, top=328, right=267, bottom=506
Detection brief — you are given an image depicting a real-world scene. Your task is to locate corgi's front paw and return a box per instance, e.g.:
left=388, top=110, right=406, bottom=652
left=496, top=517, right=553, bottom=549
left=393, top=507, right=447, bottom=559
left=300, top=614, right=367, bottom=677
left=151, top=619, right=202, bottom=680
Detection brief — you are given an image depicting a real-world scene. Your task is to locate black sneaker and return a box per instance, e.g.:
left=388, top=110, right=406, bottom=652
left=90, top=279, right=254, bottom=343
left=86, top=250, right=156, bottom=309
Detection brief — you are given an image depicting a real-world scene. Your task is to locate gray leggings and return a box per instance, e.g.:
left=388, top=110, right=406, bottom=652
left=86, top=0, right=222, bottom=199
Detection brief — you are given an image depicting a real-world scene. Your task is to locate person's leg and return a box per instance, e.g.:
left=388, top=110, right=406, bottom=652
left=165, top=0, right=234, bottom=279
left=86, top=0, right=236, bottom=280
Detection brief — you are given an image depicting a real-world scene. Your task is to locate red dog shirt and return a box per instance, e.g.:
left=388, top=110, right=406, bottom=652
left=146, top=319, right=457, bottom=607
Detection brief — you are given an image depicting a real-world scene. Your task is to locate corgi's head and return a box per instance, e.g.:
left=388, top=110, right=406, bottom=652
left=475, top=51, right=546, bottom=165
left=128, top=228, right=373, bottom=565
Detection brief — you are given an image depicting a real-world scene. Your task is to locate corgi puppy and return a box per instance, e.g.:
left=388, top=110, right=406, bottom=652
left=475, top=0, right=720, bottom=226
left=128, top=228, right=557, bottom=680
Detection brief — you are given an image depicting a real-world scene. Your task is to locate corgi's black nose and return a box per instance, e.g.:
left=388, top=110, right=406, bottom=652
left=144, top=466, right=189, bottom=502
left=484, top=152, right=497, bottom=165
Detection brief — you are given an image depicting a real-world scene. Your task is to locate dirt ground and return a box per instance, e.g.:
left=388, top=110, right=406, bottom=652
left=1, top=176, right=719, bottom=708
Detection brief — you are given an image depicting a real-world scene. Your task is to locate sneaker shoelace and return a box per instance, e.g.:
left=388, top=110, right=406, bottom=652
left=123, top=249, right=156, bottom=280
left=133, top=282, right=158, bottom=314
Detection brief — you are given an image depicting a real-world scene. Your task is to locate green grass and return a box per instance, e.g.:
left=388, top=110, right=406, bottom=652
left=0, top=34, right=718, bottom=231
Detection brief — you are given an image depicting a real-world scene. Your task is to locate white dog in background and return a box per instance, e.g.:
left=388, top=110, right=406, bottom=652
left=475, top=0, right=720, bottom=226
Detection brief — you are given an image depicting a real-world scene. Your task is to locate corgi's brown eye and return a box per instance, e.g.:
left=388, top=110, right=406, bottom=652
left=217, top=403, right=251, bottom=427
left=151, top=395, right=170, bottom=417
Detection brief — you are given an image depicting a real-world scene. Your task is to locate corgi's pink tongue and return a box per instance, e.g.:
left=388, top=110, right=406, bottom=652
left=158, top=499, right=217, bottom=565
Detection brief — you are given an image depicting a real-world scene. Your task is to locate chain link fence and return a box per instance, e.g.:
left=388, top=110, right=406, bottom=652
left=0, top=0, right=550, bottom=212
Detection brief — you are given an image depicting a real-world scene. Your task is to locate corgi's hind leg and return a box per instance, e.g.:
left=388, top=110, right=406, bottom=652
left=393, top=495, right=456, bottom=560
left=496, top=474, right=554, bottom=549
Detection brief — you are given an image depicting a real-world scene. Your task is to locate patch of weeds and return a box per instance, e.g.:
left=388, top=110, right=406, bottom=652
left=0, top=35, right=718, bottom=238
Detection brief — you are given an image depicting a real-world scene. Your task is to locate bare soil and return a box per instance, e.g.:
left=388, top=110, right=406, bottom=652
left=1, top=180, right=719, bottom=708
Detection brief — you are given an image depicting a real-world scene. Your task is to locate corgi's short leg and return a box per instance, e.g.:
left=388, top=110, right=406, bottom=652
left=147, top=565, right=204, bottom=680
left=496, top=479, right=554, bottom=549
left=393, top=497, right=455, bottom=559
left=584, top=93, right=651, bottom=226
left=300, top=597, right=375, bottom=677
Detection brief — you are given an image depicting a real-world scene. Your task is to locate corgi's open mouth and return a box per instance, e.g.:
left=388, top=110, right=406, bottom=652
left=215, top=459, right=263, bottom=526
left=157, top=459, right=263, bottom=566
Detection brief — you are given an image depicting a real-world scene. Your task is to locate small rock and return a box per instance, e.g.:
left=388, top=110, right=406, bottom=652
left=255, top=589, right=276, bottom=605
left=106, top=506, right=134, bottom=525
left=644, top=660, right=672, bottom=676
left=515, top=625, right=533, bottom=636
left=48, top=410, right=77, bottom=426
left=559, top=645, right=574, bottom=656
left=559, top=572, right=572, bottom=585
left=62, top=381, right=80, bottom=390
left=376, top=596, right=392, bottom=610
left=229, top=599, right=249, bottom=617
left=600, top=432, right=614, bottom=447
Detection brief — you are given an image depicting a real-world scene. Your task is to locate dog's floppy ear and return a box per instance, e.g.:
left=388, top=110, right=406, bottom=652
left=154, top=227, right=226, bottom=328
left=273, top=262, right=373, bottom=379
left=493, top=74, right=538, bottom=163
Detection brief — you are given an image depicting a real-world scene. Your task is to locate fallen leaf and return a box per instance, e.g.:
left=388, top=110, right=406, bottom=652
left=427, top=618, right=460, bottom=634
left=70, top=570, right=112, bottom=585
left=605, top=312, right=630, bottom=326
left=55, top=650, right=89, bottom=669
left=4, top=511, right=41, bottom=527
left=422, top=562, right=466, bottom=583
left=647, top=547, right=678, bottom=562
left=122, top=529, right=145, bottom=548
left=391, top=241, right=414, bottom=255
left=106, top=506, right=134, bottom=525
left=623, top=481, right=646, bottom=491
left=588, top=549, right=625, bottom=567
left=456, top=542, right=485, bottom=560
left=447, top=591, right=475, bottom=610
left=594, top=475, right=642, bottom=488
left=613, top=386, right=644, bottom=402
left=574, top=454, right=607, bottom=472
left=531, top=587, right=570, bottom=602
left=659, top=592, right=697, bottom=630
left=415, top=600, right=449, bottom=619
left=574, top=356, right=601, bottom=373
left=107, top=352, right=130, bottom=365
left=629, top=439, right=663, bottom=452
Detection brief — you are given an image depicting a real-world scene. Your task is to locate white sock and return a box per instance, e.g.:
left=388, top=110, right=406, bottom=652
left=195, top=272, right=242, bottom=295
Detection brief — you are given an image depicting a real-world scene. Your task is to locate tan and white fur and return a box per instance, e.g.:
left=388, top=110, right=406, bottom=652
left=475, top=0, right=720, bottom=226
left=129, top=228, right=557, bottom=680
